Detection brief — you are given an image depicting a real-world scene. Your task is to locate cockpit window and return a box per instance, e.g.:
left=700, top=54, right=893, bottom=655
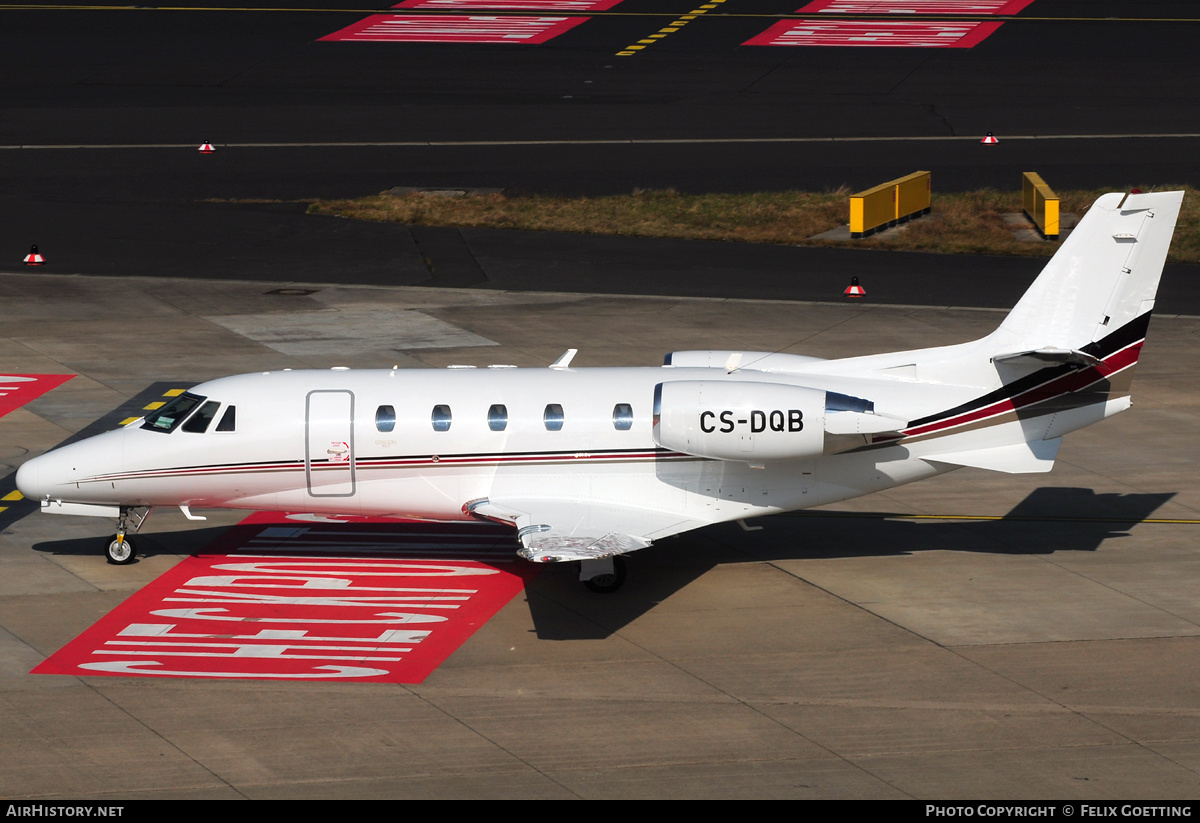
left=216, top=405, right=236, bottom=432
left=182, top=400, right=221, bottom=433
left=141, top=393, right=205, bottom=433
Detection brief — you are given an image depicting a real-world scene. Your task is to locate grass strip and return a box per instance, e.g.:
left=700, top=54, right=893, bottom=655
left=305, top=185, right=1200, bottom=263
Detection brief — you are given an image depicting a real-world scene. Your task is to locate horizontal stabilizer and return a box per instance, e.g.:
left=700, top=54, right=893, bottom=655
left=925, top=437, right=1062, bottom=474
left=519, top=532, right=651, bottom=563
left=992, top=348, right=1100, bottom=368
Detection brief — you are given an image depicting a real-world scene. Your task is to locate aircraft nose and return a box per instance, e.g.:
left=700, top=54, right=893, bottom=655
left=16, top=446, right=81, bottom=501
left=15, top=457, right=43, bottom=500
left=15, top=431, right=126, bottom=504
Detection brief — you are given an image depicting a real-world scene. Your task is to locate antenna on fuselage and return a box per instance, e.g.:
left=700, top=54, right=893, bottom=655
left=550, top=349, right=578, bottom=369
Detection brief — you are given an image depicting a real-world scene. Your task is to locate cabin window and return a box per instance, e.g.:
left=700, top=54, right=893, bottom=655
left=216, top=405, right=236, bottom=432
left=182, top=400, right=221, bottom=434
left=376, top=405, right=396, bottom=433
left=141, top=393, right=205, bottom=434
left=613, top=403, right=634, bottom=431
left=431, top=404, right=452, bottom=432
left=488, top=404, right=508, bottom=432
left=543, top=403, right=564, bottom=432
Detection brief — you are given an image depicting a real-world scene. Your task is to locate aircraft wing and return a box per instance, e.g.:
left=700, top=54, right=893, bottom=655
left=465, top=497, right=699, bottom=563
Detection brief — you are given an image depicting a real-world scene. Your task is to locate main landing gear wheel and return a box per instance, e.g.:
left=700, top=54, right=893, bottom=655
left=106, top=535, right=136, bottom=565
left=583, top=556, right=626, bottom=594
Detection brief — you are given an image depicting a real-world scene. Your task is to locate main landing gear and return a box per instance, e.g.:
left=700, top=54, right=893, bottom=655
left=580, top=556, right=627, bottom=594
left=106, top=506, right=151, bottom=565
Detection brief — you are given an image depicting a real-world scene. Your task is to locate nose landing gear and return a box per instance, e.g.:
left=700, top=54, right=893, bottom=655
left=105, top=506, right=151, bottom=565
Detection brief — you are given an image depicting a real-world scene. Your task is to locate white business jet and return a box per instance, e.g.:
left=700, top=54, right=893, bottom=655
left=15, top=191, right=1182, bottom=591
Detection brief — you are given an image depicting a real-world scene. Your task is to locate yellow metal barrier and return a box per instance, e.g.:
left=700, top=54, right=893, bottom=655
left=850, top=171, right=931, bottom=239
left=1022, top=172, right=1060, bottom=240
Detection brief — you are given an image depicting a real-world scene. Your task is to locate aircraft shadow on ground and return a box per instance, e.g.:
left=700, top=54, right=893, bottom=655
left=524, top=486, right=1176, bottom=640
left=21, top=487, right=1175, bottom=642
left=28, top=525, right=237, bottom=561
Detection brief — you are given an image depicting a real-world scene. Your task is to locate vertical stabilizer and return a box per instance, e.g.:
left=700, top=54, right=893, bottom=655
left=990, top=190, right=1183, bottom=354
left=906, top=191, right=1182, bottom=473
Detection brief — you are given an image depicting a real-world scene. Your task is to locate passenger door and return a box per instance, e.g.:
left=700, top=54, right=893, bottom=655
left=305, top=390, right=355, bottom=497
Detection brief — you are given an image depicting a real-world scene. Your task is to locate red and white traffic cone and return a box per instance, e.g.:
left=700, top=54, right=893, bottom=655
left=981, top=132, right=999, bottom=144
left=198, top=141, right=215, bottom=154
left=23, top=245, right=45, bottom=266
left=844, top=276, right=865, bottom=298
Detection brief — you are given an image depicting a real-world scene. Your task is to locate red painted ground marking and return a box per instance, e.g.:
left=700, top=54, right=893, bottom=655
left=393, top=0, right=622, bottom=11
left=0, top=374, right=73, bottom=419
left=796, top=0, right=1035, bottom=13
left=35, top=514, right=535, bottom=683
left=319, top=14, right=589, bottom=43
left=744, top=18, right=1002, bottom=47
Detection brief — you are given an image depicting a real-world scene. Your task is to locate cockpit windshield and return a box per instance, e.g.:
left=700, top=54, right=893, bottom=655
left=141, top=393, right=205, bottom=433
left=182, top=400, right=222, bottom=433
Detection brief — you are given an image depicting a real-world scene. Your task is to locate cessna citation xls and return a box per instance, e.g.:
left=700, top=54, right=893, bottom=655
left=15, top=191, right=1183, bottom=591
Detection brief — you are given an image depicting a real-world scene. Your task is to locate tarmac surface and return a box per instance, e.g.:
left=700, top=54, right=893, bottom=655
left=2, top=0, right=1200, bottom=801
left=1, top=270, right=1199, bottom=799
left=4, top=0, right=1200, bottom=278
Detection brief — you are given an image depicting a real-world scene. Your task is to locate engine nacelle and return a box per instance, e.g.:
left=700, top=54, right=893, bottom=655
left=653, top=380, right=826, bottom=462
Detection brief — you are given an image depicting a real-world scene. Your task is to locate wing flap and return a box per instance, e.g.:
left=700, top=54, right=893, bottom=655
left=466, top=496, right=704, bottom=563
left=518, top=532, right=652, bottom=563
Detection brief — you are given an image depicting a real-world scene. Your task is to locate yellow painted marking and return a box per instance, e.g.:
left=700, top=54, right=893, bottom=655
left=618, top=6, right=717, bottom=55
left=120, top=416, right=140, bottom=425
left=0, top=507, right=6, bottom=515
left=163, top=388, right=185, bottom=397
left=2, top=490, right=23, bottom=501
left=143, top=401, right=165, bottom=410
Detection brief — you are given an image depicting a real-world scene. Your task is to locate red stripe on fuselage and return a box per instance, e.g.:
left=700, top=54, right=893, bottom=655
left=903, top=341, right=1142, bottom=438
left=80, top=449, right=689, bottom=486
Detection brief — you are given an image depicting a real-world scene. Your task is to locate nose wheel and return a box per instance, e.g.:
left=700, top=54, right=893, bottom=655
left=106, top=534, right=136, bottom=565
